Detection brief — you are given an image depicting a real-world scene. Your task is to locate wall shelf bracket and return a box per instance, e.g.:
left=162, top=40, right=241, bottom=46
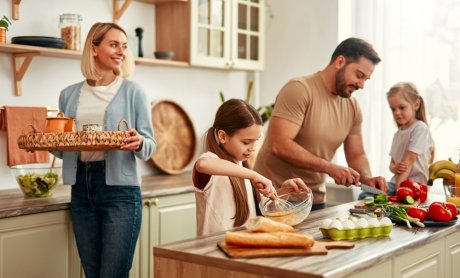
left=12, top=0, right=22, bottom=20
left=12, top=52, right=37, bottom=96
left=113, top=0, right=133, bottom=23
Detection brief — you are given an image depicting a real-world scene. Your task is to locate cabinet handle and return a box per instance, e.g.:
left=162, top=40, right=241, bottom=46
left=144, top=199, right=159, bottom=206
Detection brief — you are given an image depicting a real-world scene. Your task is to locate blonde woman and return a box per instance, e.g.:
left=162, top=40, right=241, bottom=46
left=53, top=22, right=155, bottom=277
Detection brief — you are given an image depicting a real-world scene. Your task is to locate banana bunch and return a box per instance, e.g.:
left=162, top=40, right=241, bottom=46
left=428, top=159, right=458, bottom=185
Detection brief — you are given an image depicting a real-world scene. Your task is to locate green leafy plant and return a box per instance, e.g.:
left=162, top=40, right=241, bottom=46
left=219, top=80, right=274, bottom=123
left=0, top=16, right=12, bottom=31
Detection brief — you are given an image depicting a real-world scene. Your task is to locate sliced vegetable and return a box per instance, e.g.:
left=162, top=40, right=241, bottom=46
left=397, top=187, right=415, bottom=204
left=400, top=179, right=421, bottom=200
left=388, top=195, right=398, bottom=203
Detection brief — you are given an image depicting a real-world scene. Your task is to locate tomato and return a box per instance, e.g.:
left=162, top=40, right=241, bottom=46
left=419, top=184, right=428, bottom=203
left=397, top=187, right=415, bottom=204
left=400, top=179, right=421, bottom=200
left=428, top=202, right=453, bottom=222
left=407, top=207, right=428, bottom=222
left=445, top=202, right=458, bottom=220
left=388, top=195, right=398, bottom=203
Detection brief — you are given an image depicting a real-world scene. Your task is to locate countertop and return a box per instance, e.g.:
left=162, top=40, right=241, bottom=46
left=0, top=172, right=194, bottom=219
left=154, top=201, right=460, bottom=278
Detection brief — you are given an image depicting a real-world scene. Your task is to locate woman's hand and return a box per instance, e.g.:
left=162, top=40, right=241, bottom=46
left=120, top=128, right=144, bottom=151
left=253, top=173, right=277, bottom=198
left=280, top=178, right=308, bottom=193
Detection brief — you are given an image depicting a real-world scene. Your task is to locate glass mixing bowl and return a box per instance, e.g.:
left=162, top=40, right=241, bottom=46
left=259, top=187, right=313, bottom=226
left=11, top=163, right=62, bottom=198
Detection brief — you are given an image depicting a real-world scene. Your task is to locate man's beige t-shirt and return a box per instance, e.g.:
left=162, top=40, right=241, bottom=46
left=254, top=72, right=362, bottom=204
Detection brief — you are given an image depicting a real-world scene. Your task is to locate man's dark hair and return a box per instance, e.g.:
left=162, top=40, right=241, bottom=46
left=330, top=37, right=381, bottom=65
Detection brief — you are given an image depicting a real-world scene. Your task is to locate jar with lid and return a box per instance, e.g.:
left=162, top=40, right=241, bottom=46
left=59, top=13, right=82, bottom=51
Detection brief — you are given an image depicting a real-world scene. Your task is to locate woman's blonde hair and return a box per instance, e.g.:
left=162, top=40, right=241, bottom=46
left=205, top=99, right=263, bottom=227
left=81, top=22, right=134, bottom=80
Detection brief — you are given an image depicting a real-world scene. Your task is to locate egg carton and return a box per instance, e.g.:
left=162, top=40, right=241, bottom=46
left=320, top=225, right=394, bottom=241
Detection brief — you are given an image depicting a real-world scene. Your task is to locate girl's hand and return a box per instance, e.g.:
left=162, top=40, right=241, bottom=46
left=396, top=162, right=408, bottom=174
left=280, top=178, right=308, bottom=193
left=253, top=174, right=277, bottom=198
left=120, top=128, right=144, bottom=151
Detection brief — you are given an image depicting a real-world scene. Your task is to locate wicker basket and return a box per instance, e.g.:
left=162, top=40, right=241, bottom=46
left=18, top=120, right=131, bottom=152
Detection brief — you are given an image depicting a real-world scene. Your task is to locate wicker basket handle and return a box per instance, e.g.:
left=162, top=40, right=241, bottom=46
left=22, top=124, right=38, bottom=134
left=117, top=119, right=130, bottom=131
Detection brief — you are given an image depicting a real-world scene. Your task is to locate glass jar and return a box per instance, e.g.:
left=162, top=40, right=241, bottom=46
left=59, top=13, right=82, bottom=51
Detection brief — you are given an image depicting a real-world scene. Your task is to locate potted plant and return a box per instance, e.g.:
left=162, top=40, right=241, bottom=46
left=0, top=15, right=12, bottom=44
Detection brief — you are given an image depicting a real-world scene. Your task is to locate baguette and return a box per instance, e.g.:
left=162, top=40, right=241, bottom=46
left=246, top=216, right=295, bottom=233
left=225, top=231, right=314, bottom=248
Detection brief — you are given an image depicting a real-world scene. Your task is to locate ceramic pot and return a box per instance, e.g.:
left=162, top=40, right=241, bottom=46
left=0, top=28, right=6, bottom=44
left=46, top=112, right=69, bottom=133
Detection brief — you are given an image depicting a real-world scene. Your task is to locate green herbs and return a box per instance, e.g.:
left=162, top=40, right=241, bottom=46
left=0, top=16, right=12, bottom=31
left=380, top=205, right=425, bottom=228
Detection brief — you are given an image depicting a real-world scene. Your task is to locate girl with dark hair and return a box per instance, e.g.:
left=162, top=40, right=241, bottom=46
left=193, top=99, right=307, bottom=236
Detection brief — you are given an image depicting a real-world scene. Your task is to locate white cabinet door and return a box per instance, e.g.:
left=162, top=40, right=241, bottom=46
left=136, top=192, right=196, bottom=278
left=190, top=0, right=265, bottom=70
left=348, top=260, right=392, bottom=278
left=0, top=210, right=81, bottom=278
left=393, top=240, right=444, bottom=278
left=445, top=231, right=460, bottom=278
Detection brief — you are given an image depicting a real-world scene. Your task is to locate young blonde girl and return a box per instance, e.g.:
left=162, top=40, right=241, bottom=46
left=193, top=99, right=307, bottom=236
left=387, top=82, right=434, bottom=192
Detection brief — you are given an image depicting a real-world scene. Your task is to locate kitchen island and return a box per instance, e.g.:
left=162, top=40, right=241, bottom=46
left=154, top=202, right=460, bottom=278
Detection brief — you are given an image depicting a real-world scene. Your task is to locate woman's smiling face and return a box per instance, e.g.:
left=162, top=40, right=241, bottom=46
left=92, top=28, right=127, bottom=73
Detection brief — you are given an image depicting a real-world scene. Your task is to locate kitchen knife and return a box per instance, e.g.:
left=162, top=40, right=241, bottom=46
left=358, top=183, right=387, bottom=195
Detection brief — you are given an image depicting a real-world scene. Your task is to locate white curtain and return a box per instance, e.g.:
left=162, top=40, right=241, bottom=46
left=337, top=0, right=460, bottom=180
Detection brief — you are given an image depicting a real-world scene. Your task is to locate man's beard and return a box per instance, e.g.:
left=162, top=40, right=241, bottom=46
left=335, top=67, right=356, bottom=98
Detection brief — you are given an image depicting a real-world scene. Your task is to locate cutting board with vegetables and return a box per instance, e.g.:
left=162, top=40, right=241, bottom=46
left=217, top=240, right=354, bottom=258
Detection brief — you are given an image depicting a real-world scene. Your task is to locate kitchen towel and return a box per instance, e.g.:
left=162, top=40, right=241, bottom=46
left=4, top=106, right=49, bottom=166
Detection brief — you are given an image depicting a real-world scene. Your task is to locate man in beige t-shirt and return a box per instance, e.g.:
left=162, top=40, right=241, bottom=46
left=254, top=38, right=388, bottom=209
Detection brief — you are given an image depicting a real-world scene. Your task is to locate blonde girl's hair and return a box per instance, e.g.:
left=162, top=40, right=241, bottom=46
left=387, top=82, right=435, bottom=162
left=387, top=82, right=428, bottom=125
left=81, top=22, right=134, bottom=80
left=205, top=99, right=263, bottom=227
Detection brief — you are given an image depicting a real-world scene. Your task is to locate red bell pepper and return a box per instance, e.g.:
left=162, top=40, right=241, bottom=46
left=400, top=179, right=421, bottom=200
left=396, top=187, right=415, bottom=204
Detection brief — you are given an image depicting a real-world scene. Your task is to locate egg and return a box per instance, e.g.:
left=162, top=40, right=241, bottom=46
left=321, top=218, right=333, bottom=229
left=342, top=219, right=356, bottom=229
left=349, top=216, right=359, bottom=223
left=379, top=217, right=393, bottom=226
left=368, top=217, right=381, bottom=227
left=356, top=218, right=369, bottom=228
left=329, top=219, right=343, bottom=230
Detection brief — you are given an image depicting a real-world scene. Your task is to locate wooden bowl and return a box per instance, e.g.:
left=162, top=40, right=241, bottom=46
left=150, top=100, right=196, bottom=174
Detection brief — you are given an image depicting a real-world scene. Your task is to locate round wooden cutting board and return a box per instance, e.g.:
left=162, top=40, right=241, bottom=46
left=150, top=100, right=197, bottom=174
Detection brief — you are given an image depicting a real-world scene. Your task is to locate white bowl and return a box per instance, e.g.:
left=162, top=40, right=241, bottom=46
left=11, top=163, right=62, bottom=198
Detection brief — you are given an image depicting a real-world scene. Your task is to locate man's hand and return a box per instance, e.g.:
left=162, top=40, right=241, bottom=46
left=327, top=164, right=360, bottom=187
left=361, top=176, right=388, bottom=192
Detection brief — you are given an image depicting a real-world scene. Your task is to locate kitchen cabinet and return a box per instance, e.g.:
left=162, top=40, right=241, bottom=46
left=446, top=231, right=460, bottom=278
left=393, top=240, right=444, bottom=278
left=136, top=192, right=196, bottom=278
left=190, top=0, right=265, bottom=70
left=0, top=210, right=81, bottom=278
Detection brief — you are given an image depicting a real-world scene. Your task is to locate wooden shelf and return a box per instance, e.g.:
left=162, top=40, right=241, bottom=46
left=113, top=0, right=188, bottom=23
left=0, top=43, right=189, bottom=96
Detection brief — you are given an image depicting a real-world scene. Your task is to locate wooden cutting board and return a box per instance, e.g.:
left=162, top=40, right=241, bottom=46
left=217, top=240, right=354, bottom=258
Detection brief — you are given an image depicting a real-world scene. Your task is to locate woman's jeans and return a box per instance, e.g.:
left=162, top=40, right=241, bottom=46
left=71, top=160, right=142, bottom=278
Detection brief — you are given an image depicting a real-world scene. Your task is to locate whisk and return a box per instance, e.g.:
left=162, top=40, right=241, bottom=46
left=268, top=193, right=293, bottom=211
